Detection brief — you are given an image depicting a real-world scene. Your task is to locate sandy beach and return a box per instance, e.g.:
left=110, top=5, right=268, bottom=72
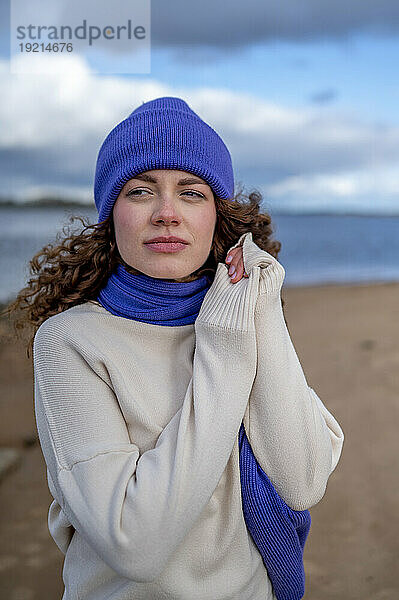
left=0, top=281, right=398, bottom=599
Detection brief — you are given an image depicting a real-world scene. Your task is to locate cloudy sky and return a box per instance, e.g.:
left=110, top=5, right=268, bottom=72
left=2, top=0, right=399, bottom=214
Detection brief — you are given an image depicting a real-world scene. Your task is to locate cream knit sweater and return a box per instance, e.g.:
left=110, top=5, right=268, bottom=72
left=33, top=232, right=344, bottom=600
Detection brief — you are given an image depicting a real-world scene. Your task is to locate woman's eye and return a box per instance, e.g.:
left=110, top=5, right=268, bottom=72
left=125, top=189, right=203, bottom=198
left=183, top=190, right=203, bottom=198
left=126, top=188, right=146, bottom=197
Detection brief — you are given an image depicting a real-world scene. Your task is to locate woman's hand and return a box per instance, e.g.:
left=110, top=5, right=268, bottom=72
left=225, top=246, right=249, bottom=283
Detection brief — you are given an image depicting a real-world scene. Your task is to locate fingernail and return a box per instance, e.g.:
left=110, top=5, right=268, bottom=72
left=228, top=265, right=236, bottom=275
left=226, top=255, right=232, bottom=263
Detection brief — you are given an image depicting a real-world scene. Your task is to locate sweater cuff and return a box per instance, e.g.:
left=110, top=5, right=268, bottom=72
left=229, top=231, right=286, bottom=296
left=196, top=260, right=258, bottom=332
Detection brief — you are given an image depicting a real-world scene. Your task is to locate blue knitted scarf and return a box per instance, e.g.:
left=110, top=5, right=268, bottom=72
left=97, top=263, right=311, bottom=600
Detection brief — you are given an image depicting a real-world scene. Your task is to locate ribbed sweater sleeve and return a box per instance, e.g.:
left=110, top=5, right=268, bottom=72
left=33, top=260, right=261, bottom=584
left=230, top=232, right=345, bottom=511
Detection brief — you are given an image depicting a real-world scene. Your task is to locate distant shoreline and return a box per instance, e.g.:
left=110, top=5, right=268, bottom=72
left=0, top=199, right=92, bottom=209
left=1, top=200, right=399, bottom=218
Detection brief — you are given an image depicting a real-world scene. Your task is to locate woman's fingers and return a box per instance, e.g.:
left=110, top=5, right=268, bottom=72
left=225, top=247, right=248, bottom=283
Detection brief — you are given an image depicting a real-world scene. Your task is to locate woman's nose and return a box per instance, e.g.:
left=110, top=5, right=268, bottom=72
left=151, top=198, right=182, bottom=224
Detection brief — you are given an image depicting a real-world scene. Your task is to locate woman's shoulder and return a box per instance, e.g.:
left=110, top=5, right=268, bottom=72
left=33, top=301, right=107, bottom=346
left=32, top=301, right=118, bottom=384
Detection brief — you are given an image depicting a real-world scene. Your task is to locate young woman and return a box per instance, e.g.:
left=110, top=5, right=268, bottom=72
left=6, top=96, right=344, bottom=600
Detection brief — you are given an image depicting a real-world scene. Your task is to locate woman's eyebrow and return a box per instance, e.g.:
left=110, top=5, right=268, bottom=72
left=176, top=177, right=207, bottom=186
left=131, top=174, right=207, bottom=186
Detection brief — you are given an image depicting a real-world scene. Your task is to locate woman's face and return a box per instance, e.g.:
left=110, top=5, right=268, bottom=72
left=112, top=169, right=217, bottom=281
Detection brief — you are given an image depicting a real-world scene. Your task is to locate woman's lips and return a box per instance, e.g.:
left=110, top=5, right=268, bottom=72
left=144, top=242, right=188, bottom=253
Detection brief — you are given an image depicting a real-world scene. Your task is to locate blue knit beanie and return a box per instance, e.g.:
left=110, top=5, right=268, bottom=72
left=94, top=96, right=234, bottom=223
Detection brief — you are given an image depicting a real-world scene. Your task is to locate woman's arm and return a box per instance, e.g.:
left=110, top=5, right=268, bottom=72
left=229, top=232, right=345, bottom=511
left=33, top=260, right=259, bottom=584
left=46, top=467, right=75, bottom=555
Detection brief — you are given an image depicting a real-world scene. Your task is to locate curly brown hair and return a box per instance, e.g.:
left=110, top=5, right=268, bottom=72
left=1, top=185, right=286, bottom=358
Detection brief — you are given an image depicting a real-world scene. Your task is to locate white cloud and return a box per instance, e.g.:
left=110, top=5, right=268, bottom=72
left=264, top=165, right=399, bottom=213
left=0, top=54, right=165, bottom=148
left=1, top=53, right=399, bottom=213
